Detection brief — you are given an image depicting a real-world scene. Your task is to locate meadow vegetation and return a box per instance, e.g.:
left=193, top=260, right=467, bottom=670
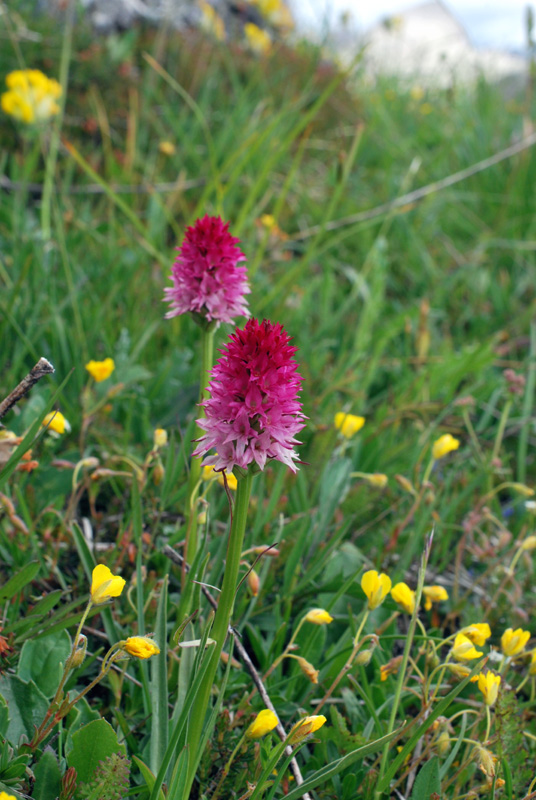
left=1, top=3, right=536, bottom=798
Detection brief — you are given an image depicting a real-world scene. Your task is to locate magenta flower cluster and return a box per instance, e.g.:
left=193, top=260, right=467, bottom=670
left=164, top=215, right=250, bottom=324
left=193, top=318, right=306, bottom=473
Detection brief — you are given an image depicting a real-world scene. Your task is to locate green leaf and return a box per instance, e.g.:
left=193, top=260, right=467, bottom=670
left=17, top=630, right=71, bottom=697
left=67, top=719, right=126, bottom=787
left=0, top=695, right=8, bottom=737
left=410, top=756, right=441, bottom=799
left=0, top=675, right=49, bottom=745
left=64, top=696, right=101, bottom=755
left=282, top=728, right=401, bottom=800
left=132, top=756, right=166, bottom=800
left=32, top=750, right=62, bottom=800
left=0, top=561, right=40, bottom=602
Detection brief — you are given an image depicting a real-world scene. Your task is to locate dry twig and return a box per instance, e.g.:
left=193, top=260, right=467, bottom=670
left=0, top=357, right=55, bottom=421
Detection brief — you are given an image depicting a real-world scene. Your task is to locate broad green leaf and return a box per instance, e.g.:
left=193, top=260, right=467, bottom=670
left=32, top=750, right=62, bottom=800
left=0, top=675, right=49, bottom=745
left=67, top=719, right=126, bottom=787
left=0, top=561, right=40, bottom=602
left=410, top=756, right=441, bottom=799
left=18, top=630, right=71, bottom=698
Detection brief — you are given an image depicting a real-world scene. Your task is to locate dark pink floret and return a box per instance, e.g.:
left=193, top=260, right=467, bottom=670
left=164, top=215, right=250, bottom=324
left=193, top=318, right=306, bottom=473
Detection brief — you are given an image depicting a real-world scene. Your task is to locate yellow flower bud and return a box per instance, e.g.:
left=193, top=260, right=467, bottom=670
left=391, top=582, right=416, bottom=615
left=366, top=473, right=388, bottom=488
left=90, top=564, right=126, bottom=605
left=511, top=483, right=534, bottom=497
left=355, top=649, right=373, bottom=667
left=85, top=358, right=115, bottom=383
left=305, top=608, right=333, bottom=625
left=246, top=709, right=279, bottom=739
left=288, top=715, right=326, bottom=743
left=521, top=535, right=536, bottom=551
left=423, top=585, right=449, bottom=611
left=461, top=623, right=491, bottom=647
left=159, top=141, right=175, bottom=156
left=451, top=633, right=483, bottom=661
left=153, top=428, right=168, bottom=448
left=361, top=570, right=392, bottom=610
left=122, top=636, right=160, bottom=659
left=432, top=433, right=460, bottom=460
left=334, top=412, right=365, bottom=439
left=477, top=672, right=501, bottom=706
left=501, top=627, right=531, bottom=657
left=248, top=569, right=260, bottom=597
left=71, top=635, right=87, bottom=668
left=42, top=411, right=70, bottom=435
left=435, top=730, right=450, bottom=756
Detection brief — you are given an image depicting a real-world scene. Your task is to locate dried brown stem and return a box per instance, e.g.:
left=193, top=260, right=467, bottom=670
left=0, top=357, right=55, bottom=421
left=162, top=544, right=313, bottom=800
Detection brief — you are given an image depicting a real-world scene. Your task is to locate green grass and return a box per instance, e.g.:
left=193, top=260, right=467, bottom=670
left=1, top=5, right=536, bottom=799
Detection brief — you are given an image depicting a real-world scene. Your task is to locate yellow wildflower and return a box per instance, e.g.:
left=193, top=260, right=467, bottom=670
left=461, top=623, right=491, bottom=647
left=366, top=473, right=388, bottom=488
left=0, top=793, right=17, bottom=800
left=1, top=69, right=61, bottom=124
left=380, top=656, right=403, bottom=681
left=85, top=358, right=115, bottom=382
left=432, top=433, right=460, bottom=460
left=529, top=650, right=536, bottom=675
left=42, top=411, right=70, bottom=435
left=90, top=564, right=126, bottom=605
left=246, top=709, right=279, bottom=739
left=451, top=633, right=483, bottom=661
left=154, top=428, right=168, bottom=448
left=419, top=102, right=433, bottom=115
left=361, top=570, right=392, bottom=610
left=334, top=412, right=365, bottom=439
left=501, top=627, right=531, bottom=657
left=244, top=23, right=272, bottom=55
left=410, top=85, right=425, bottom=101
left=249, top=0, right=293, bottom=29
left=288, top=715, right=326, bottom=743
left=477, top=672, right=500, bottom=706
left=123, top=636, right=160, bottom=659
left=159, top=141, right=175, bottom=156
left=423, top=585, right=449, bottom=611
left=305, top=608, right=333, bottom=625
left=391, top=582, right=415, bottom=615
left=199, top=0, right=225, bottom=40
left=202, top=464, right=238, bottom=490
left=521, top=535, right=536, bottom=550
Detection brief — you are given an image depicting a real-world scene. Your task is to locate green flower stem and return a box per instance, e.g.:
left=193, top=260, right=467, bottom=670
left=315, top=609, right=369, bottom=714
left=185, top=470, right=253, bottom=789
left=375, top=541, right=429, bottom=799
left=491, top=399, right=512, bottom=465
left=184, top=325, right=215, bottom=573
left=484, top=705, right=492, bottom=742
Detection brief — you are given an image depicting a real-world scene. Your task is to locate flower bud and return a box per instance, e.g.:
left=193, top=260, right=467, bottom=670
left=446, top=663, right=471, bottom=679
left=305, top=608, right=333, bottom=625
left=153, top=429, right=167, bottom=448
left=121, top=636, right=160, bottom=660
left=355, top=649, right=373, bottom=667
left=522, top=535, right=536, bottom=551
left=435, top=730, right=450, bottom=756
left=61, top=766, right=78, bottom=800
left=248, top=569, right=260, bottom=597
left=473, top=745, right=496, bottom=778
left=152, top=461, right=165, bottom=486
left=296, top=657, right=319, bottom=684
left=511, top=483, right=534, bottom=497
left=246, top=709, right=278, bottom=739
left=288, top=715, right=326, bottom=744
left=71, top=635, right=87, bottom=668
left=395, top=474, right=417, bottom=495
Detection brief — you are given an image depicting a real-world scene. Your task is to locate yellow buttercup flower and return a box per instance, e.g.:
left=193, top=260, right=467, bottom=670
left=361, top=570, right=392, bottom=610
left=501, top=627, right=531, bottom=657
left=305, top=608, right=333, bottom=625
left=477, top=672, right=501, bottom=706
left=85, top=358, right=115, bottom=382
left=122, top=636, right=160, bottom=659
left=246, top=709, right=279, bottom=739
left=451, top=633, right=483, bottom=661
left=199, top=0, right=225, bottom=40
left=42, top=411, right=70, bottom=435
left=462, top=623, right=491, bottom=647
left=391, top=582, right=415, bottom=615
left=432, top=433, right=460, bottom=460
left=202, top=464, right=238, bottom=490
left=289, top=715, right=326, bottom=743
left=244, top=23, right=272, bottom=55
left=423, top=585, right=449, bottom=611
left=2, top=69, right=61, bottom=124
left=90, top=564, right=126, bottom=605
left=334, top=412, right=365, bottom=439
